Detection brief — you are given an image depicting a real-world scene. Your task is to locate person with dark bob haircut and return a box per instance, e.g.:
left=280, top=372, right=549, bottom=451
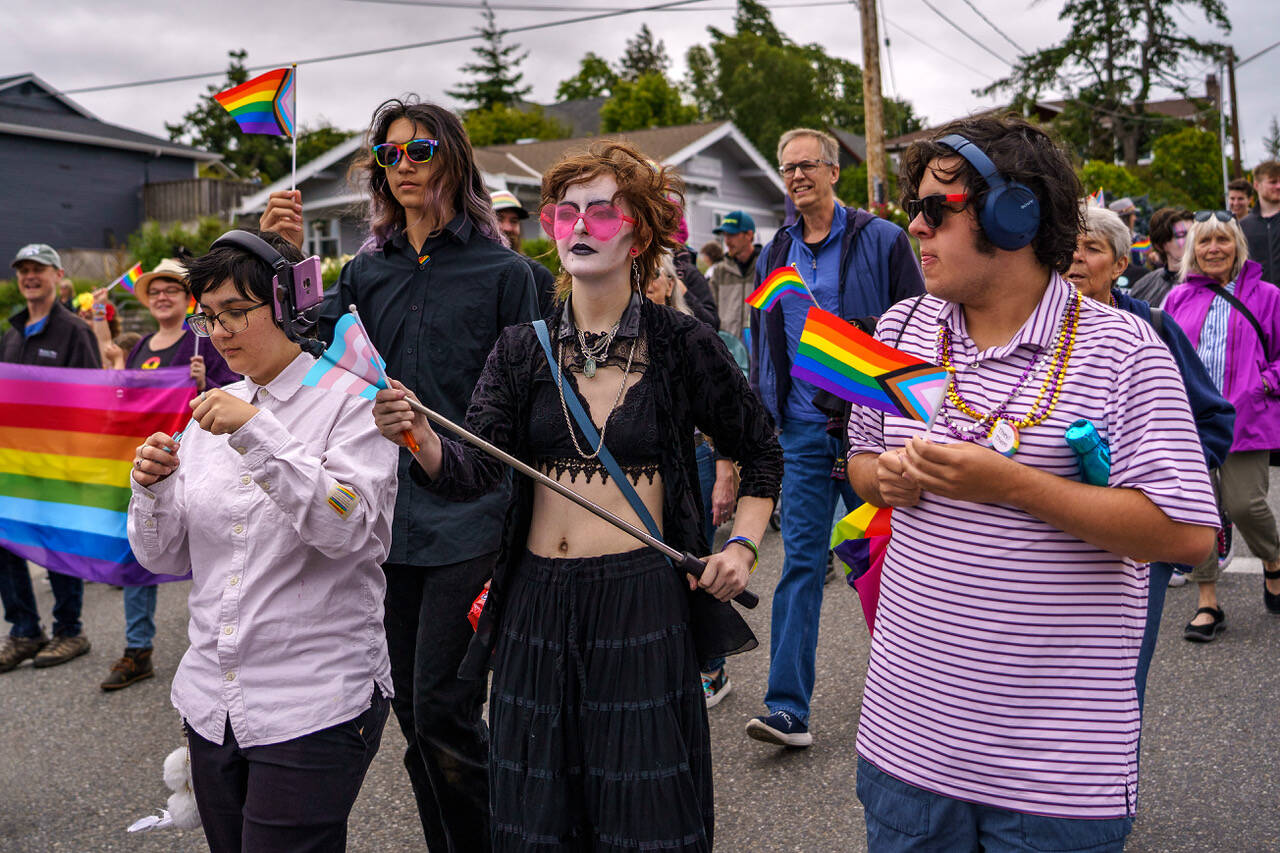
left=372, top=140, right=781, bottom=851
left=1131, top=207, right=1193, bottom=307
left=127, top=228, right=399, bottom=852
left=260, top=97, right=538, bottom=852
left=846, top=114, right=1219, bottom=851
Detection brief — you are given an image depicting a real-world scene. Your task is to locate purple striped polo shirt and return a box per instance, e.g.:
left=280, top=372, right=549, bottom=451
left=847, top=273, right=1219, bottom=819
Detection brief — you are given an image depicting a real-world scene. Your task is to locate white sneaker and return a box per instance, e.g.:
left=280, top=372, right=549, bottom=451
left=1168, top=572, right=1189, bottom=588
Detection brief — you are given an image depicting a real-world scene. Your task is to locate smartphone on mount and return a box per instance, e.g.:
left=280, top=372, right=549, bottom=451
left=272, top=255, right=324, bottom=324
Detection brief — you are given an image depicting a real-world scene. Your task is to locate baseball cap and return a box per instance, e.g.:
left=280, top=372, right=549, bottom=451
left=713, top=211, right=756, bottom=235
left=11, top=243, right=62, bottom=270
left=490, top=190, right=529, bottom=219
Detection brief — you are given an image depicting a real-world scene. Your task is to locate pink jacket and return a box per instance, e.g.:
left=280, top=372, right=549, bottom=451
left=1163, top=259, right=1280, bottom=453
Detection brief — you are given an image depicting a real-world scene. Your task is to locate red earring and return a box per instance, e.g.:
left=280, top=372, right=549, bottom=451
left=628, top=247, right=639, bottom=257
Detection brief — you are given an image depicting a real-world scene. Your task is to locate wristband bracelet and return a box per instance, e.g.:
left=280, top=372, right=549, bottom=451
left=722, top=535, right=759, bottom=574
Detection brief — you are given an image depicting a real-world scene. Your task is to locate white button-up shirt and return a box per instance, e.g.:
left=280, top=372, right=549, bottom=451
left=128, top=352, right=399, bottom=747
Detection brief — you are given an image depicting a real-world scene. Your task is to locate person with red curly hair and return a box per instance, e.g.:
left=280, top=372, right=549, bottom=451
left=373, top=141, right=781, bottom=851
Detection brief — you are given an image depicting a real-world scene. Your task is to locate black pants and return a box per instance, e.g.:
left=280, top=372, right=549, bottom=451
left=186, top=692, right=389, bottom=853
left=384, top=554, right=495, bottom=852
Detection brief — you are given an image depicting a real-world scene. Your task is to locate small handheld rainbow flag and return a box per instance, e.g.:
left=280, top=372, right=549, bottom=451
left=1131, top=236, right=1152, bottom=253
left=1087, top=187, right=1105, bottom=208
left=301, top=310, right=389, bottom=401
left=745, top=266, right=814, bottom=311
left=110, top=262, right=144, bottom=294
left=791, top=306, right=948, bottom=423
left=214, top=67, right=296, bottom=137
left=831, top=502, right=893, bottom=633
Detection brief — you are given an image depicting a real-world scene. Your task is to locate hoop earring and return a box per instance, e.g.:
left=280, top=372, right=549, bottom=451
left=632, top=259, right=641, bottom=291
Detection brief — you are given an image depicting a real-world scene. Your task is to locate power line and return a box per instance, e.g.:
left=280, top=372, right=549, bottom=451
left=915, top=0, right=1014, bottom=68
left=879, top=14, right=1000, bottom=83
left=958, top=0, right=1024, bottom=55
left=344, top=0, right=853, bottom=11
left=878, top=0, right=897, bottom=97
left=62, top=0, right=716, bottom=95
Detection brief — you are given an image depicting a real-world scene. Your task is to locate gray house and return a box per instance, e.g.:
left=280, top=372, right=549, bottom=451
left=238, top=120, right=788, bottom=256
left=0, top=73, right=219, bottom=267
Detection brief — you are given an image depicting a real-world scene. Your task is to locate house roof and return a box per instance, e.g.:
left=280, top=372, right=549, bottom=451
left=829, top=128, right=866, bottom=163
left=0, top=72, right=219, bottom=161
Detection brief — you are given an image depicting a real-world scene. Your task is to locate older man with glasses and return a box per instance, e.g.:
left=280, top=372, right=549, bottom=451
left=746, top=128, right=923, bottom=747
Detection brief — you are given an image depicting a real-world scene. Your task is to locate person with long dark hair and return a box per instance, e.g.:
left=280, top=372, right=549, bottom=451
left=373, top=141, right=781, bottom=851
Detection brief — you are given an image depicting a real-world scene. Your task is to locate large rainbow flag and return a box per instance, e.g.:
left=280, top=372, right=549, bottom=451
left=791, top=306, right=948, bottom=423
left=744, top=266, right=814, bottom=311
left=831, top=502, right=892, bottom=633
left=214, top=67, right=296, bottom=137
left=0, top=364, right=197, bottom=585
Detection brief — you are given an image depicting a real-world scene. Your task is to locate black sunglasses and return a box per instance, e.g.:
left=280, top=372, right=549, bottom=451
left=905, top=193, right=969, bottom=229
left=371, top=138, right=438, bottom=168
left=1193, top=209, right=1232, bottom=223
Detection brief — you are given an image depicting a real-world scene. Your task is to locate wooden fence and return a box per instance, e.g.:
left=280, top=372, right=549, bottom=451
left=143, top=179, right=260, bottom=223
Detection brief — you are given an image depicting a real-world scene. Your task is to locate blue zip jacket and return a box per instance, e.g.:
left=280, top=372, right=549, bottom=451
left=1115, top=289, right=1234, bottom=468
left=749, top=203, right=924, bottom=423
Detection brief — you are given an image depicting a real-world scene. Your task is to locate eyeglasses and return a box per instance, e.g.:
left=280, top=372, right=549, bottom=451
left=371, top=138, right=438, bottom=168
left=778, top=160, right=834, bottom=178
left=539, top=203, right=637, bottom=242
left=188, top=302, right=271, bottom=337
left=1193, top=210, right=1232, bottom=223
left=905, top=193, right=970, bottom=229
left=147, top=286, right=187, bottom=299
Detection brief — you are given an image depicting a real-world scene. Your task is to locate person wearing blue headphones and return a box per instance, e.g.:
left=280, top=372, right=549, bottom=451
left=844, top=115, right=1220, bottom=851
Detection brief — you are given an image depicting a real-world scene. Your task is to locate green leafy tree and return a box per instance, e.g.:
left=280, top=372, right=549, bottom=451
left=1264, top=116, right=1280, bottom=160
left=1078, top=160, right=1145, bottom=201
left=981, top=0, right=1229, bottom=166
left=520, top=237, right=562, bottom=278
left=463, top=104, right=570, bottom=147
left=619, top=24, right=671, bottom=81
left=445, top=1, right=532, bottom=110
left=600, top=73, right=699, bottom=133
left=127, top=217, right=230, bottom=272
left=556, top=52, right=619, bottom=100
left=1148, top=126, right=1224, bottom=209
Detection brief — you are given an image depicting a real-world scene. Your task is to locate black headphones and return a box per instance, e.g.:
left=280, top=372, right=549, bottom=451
left=209, top=230, right=325, bottom=356
left=937, top=134, right=1040, bottom=250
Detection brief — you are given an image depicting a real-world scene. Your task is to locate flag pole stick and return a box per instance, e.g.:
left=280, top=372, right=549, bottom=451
left=792, top=263, right=819, bottom=303
left=400, top=395, right=759, bottom=610
left=289, top=64, right=297, bottom=193
left=353, top=303, right=421, bottom=453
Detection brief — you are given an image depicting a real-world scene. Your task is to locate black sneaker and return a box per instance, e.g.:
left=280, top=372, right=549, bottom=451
left=0, top=633, right=49, bottom=672
left=100, top=647, right=155, bottom=691
left=746, top=710, right=812, bottom=747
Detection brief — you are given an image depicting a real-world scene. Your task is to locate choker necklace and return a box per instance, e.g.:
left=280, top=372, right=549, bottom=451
left=935, top=287, right=1081, bottom=457
left=576, top=325, right=620, bottom=379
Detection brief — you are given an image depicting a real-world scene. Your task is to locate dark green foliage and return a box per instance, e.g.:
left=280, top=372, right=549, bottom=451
left=464, top=104, right=570, bottom=147
left=556, top=53, right=619, bottom=100
left=600, top=73, right=699, bottom=133
left=446, top=1, right=532, bottom=111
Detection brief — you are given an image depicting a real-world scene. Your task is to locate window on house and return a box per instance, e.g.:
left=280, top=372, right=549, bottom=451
left=308, top=218, right=340, bottom=258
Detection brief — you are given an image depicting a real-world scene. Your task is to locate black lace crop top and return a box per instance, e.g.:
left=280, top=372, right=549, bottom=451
left=527, top=294, right=662, bottom=486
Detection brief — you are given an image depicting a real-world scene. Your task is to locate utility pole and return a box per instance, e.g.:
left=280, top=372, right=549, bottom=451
left=1227, top=46, right=1242, bottom=177
left=859, top=0, right=886, bottom=213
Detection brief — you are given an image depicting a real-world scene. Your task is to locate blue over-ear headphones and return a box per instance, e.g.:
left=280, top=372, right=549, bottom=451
left=937, top=134, right=1040, bottom=250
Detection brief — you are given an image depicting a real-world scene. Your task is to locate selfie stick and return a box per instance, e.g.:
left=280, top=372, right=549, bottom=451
left=400, top=396, right=759, bottom=609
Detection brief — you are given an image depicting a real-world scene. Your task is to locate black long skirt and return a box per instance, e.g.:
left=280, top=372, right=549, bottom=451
left=489, top=548, right=713, bottom=852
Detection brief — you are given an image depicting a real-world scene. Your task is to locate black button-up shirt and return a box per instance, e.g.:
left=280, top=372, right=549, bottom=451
left=325, top=214, right=537, bottom=566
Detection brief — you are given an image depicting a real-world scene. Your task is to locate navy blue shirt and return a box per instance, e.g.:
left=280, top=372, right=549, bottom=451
left=326, top=214, right=537, bottom=567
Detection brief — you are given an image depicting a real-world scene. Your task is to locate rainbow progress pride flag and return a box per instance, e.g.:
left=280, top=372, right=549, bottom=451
left=113, top=262, right=143, bottom=294
left=791, top=305, right=949, bottom=423
left=831, top=502, right=893, bottom=633
left=301, top=311, right=389, bottom=400
left=214, top=67, right=296, bottom=137
left=0, top=364, right=197, bottom=585
left=744, top=266, right=813, bottom=311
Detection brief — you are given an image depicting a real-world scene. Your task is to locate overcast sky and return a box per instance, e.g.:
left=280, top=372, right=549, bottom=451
left=10, top=0, right=1278, bottom=167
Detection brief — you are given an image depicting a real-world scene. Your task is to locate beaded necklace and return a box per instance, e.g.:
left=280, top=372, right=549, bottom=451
left=934, top=287, right=1081, bottom=456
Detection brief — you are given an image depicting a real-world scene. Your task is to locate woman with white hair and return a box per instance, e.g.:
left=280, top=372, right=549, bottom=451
left=1164, top=211, right=1280, bottom=640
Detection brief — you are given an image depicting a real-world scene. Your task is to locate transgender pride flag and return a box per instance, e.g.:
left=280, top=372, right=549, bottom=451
left=301, top=308, right=389, bottom=401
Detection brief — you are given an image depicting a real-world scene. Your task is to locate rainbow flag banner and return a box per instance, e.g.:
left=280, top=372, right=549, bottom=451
left=792, top=306, right=948, bottom=422
left=214, top=67, right=296, bottom=137
left=0, top=364, right=197, bottom=585
left=301, top=311, right=389, bottom=401
left=1131, top=236, right=1152, bottom=253
left=112, top=262, right=144, bottom=294
left=831, top=502, right=892, bottom=633
left=744, top=266, right=813, bottom=311
left=1087, top=187, right=1105, bottom=208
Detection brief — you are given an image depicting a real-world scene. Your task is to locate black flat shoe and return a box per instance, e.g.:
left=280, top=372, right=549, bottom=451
left=1264, top=567, right=1280, bottom=615
left=1183, top=606, right=1226, bottom=642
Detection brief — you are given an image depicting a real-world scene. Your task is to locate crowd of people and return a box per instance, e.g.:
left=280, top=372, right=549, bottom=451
left=3, top=92, right=1279, bottom=851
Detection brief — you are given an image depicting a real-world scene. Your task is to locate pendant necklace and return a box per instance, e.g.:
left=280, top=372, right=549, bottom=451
left=556, top=333, right=637, bottom=460
left=935, top=287, right=1081, bottom=457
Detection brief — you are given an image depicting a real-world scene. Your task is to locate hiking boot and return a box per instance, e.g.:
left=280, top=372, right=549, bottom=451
left=100, top=647, right=155, bottom=691
left=0, top=633, right=49, bottom=672
left=33, top=633, right=90, bottom=668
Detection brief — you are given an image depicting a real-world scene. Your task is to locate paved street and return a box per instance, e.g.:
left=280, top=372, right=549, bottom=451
left=3, top=472, right=1279, bottom=851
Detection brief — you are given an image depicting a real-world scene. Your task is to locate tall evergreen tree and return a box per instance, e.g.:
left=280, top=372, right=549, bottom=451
left=982, top=0, right=1229, bottom=166
left=618, top=24, right=671, bottom=81
left=446, top=1, right=532, bottom=111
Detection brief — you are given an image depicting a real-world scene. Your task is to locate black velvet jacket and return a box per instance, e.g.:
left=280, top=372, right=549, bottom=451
left=417, top=297, right=783, bottom=677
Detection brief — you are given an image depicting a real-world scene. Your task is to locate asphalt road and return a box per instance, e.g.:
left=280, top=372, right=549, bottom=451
left=2, top=472, right=1278, bottom=852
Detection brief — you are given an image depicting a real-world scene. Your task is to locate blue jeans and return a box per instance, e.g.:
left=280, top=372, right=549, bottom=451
left=857, top=757, right=1132, bottom=852
left=123, top=584, right=157, bottom=650
left=1135, top=562, right=1172, bottom=714
left=764, top=420, right=856, bottom=723
left=0, top=547, right=83, bottom=638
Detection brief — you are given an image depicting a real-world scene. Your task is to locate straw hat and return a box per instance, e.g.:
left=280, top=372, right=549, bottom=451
left=134, top=258, right=189, bottom=308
